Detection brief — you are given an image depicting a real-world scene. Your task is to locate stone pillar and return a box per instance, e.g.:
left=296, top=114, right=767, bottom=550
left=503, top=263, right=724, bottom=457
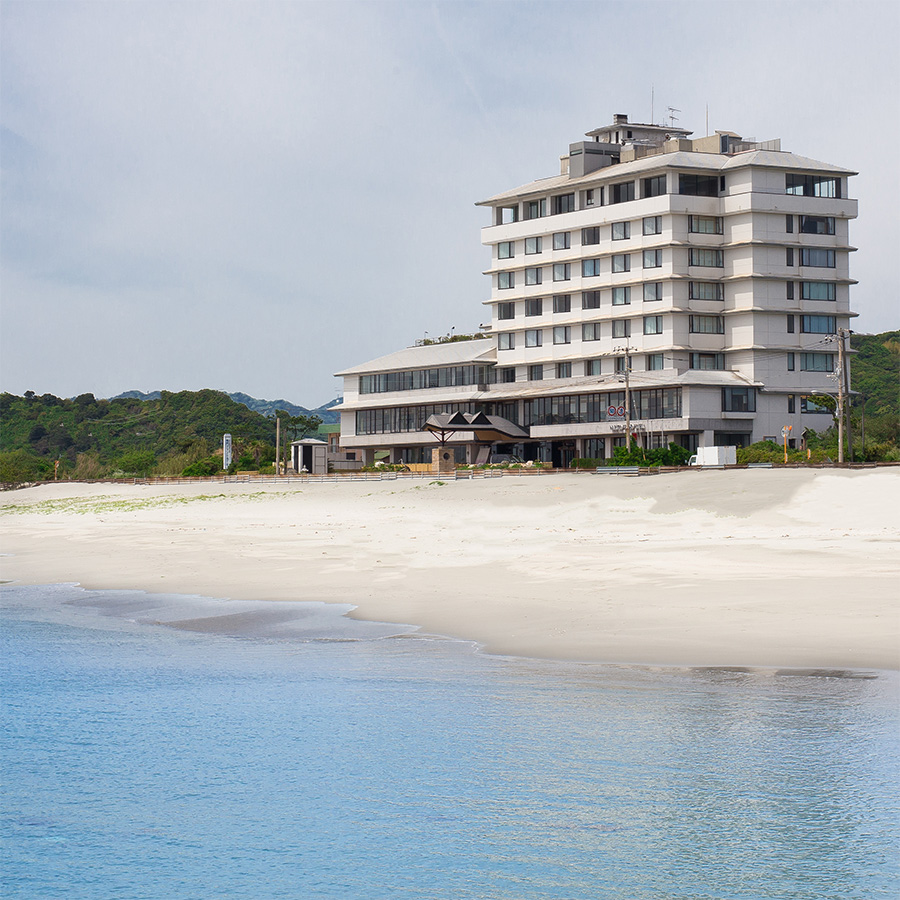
left=432, top=446, right=456, bottom=474
left=700, top=429, right=715, bottom=448
left=361, top=447, right=376, bottom=467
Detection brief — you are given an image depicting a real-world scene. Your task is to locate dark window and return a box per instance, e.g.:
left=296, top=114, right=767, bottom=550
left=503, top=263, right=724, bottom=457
left=498, top=332, right=514, bottom=350
left=553, top=326, right=571, bottom=344
left=801, top=395, right=832, bottom=413
left=801, top=315, right=836, bottom=334
left=787, top=314, right=794, bottom=333
left=786, top=247, right=794, bottom=266
left=801, top=248, right=835, bottom=268
left=612, top=286, right=630, bottom=306
left=610, top=181, right=635, bottom=204
left=586, top=359, right=602, bottom=376
left=722, top=387, right=756, bottom=412
left=500, top=367, right=516, bottom=383
left=612, top=254, right=630, bottom=273
left=552, top=193, right=576, bottom=215
left=524, top=198, right=547, bottom=219
left=690, top=282, right=724, bottom=300
left=553, top=294, right=571, bottom=313
left=529, top=364, right=543, bottom=381
left=786, top=174, right=839, bottom=198
left=643, top=315, right=663, bottom=335
left=786, top=281, right=794, bottom=300
left=498, top=271, right=514, bottom=289
left=691, top=352, right=724, bottom=370
left=556, top=362, right=572, bottom=378
left=647, top=353, right=665, bottom=371
left=690, top=315, right=724, bottom=334
left=525, top=267, right=542, bottom=286
left=497, top=301, right=515, bottom=320
left=553, top=232, right=571, bottom=250
left=612, top=221, right=630, bottom=241
left=644, top=283, right=662, bottom=302
left=785, top=215, right=794, bottom=233
left=641, top=174, right=666, bottom=198
left=679, top=173, right=719, bottom=196
left=582, top=291, right=601, bottom=309
left=689, top=248, right=724, bottom=267
left=582, top=227, right=600, bottom=245
left=525, top=298, right=543, bottom=317
left=787, top=352, right=795, bottom=372
left=643, top=216, right=662, bottom=235
left=801, top=282, right=836, bottom=301
left=582, top=258, right=601, bottom=277
left=525, top=329, right=542, bottom=347
left=498, top=241, right=514, bottom=259
left=643, top=249, right=662, bottom=268
left=553, top=263, right=571, bottom=281
left=788, top=394, right=796, bottom=413
left=525, top=236, right=542, bottom=254
left=582, top=322, right=602, bottom=341
left=800, top=352, right=834, bottom=372
left=612, top=320, right=630, bottom=339
left=689, top=215, right=723, bottom=234
left=800, top=215, right=835, bottom=235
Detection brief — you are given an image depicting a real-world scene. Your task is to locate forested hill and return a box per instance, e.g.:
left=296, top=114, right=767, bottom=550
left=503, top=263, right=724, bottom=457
left=112, top=390, right=340, bottom=424
left=851, top=331, right=899, bottom=421
left=0, top=389, right=319, bottom=481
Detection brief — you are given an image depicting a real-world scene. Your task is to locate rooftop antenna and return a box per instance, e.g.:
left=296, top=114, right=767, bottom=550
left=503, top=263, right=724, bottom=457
left=651, top=84, right=654, bottom=124
left=667, top=106, right=681, bottom=128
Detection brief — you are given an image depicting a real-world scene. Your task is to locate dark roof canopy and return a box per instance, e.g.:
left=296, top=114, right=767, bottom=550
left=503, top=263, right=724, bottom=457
left=423, top=413, right=529, bottom=444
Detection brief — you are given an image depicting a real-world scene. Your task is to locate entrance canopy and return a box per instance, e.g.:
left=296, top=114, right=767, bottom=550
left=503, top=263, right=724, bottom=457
left=423, top=412, right=529, bottom=444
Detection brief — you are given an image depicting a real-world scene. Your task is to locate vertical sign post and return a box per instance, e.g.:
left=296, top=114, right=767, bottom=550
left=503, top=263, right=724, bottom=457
left=223, top=434, right=232, bottom=471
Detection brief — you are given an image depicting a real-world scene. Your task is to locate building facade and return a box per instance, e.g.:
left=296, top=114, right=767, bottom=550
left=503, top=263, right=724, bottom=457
left=336, top=114, right=856, bottom=466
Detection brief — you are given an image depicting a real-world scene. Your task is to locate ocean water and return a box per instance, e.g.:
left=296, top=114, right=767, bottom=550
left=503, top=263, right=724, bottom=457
left=1, top=584, right=897, bottom=900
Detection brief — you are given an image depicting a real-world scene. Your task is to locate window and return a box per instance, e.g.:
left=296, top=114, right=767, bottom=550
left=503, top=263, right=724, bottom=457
left=787, top=352, right=795, bottom=371
left=498, top=241, right=514, bottom=259
left=690, top=315, right=724, bottom=334
left=785, top=215, right=794, bottom=233
left=785, top=174, right=839, bottom=198
left=525, top=236, right=542, bottom=255
left=612, top=319, right=630, bottom=338
left=691, top=352, right=724, bottom=370
left=786, top=281, right=794, bottom=301
left=644, top=282, right=662, bottom=302
left=788, top=394, right=796, bottom=414
left=524, top=198, right=547, bottom=219
left=525, top=329, right=543, bottom=347
left=498, top=271, right=514, bottom=289
left=800, top=352, right=834, bottom=372
left=679, top=173, right=719, bottom=196
left=528, top=364, right=543, bottom=380
left=615, top=356, right=627, bottom=373
left=647, top=353, right=665, bottom=371
left=582, top=227, right=600, bottom=245
left=690, top=282, right=724, bottom=300
left=552, top=193, right=575, bottom=215
left=498, top=332, right=514, bottom=350
left=583, top=322, right=602, bottom=341
left=801, top=282, right=836, bottom=301
left=801, top=315, right=836, bottom=334
left=612, top=254, right=630, bottom=273
left=643, top=216, right=662, bottom=235
left=582, top=291, right=601, bottom=309
left=689, top=248, right=723, bottom=267
left=786, top=247, right=794, bottom=266
left=585, top=189, right=595, bottom=206
left=497, top=301, right=515, bottom=320
left=801, top=395, right=832, bottom=413
left=553, top=232, right=571, bottom=250
left=499, top=367, right=516, bottom=383
left=643, top=315, right=663, bottom=335
left=553, top=326, right=571, bottom=344
left=801, top=248, right=835, bottom=268
left=525, top=266, right=542, bottom=285
left=553, top=294, right=571, bottom=313
left=582, top=258, right=601, bottom=277
left=586, top=359, right=602, bottom=376
left=612, top=286, right=630, bottom=306
left=612, top=221, right=631, bottom=241
left=787, top=314, right=795, bottom=334
left=610, top=181, right=635, bottom=204
left=525, top=297, right=543, bottom=316
left=722, top=387, right=756, bottom=412
left=800, top=215, right=835, bottom=235
left=689, top=215, right=723, bottom=234
left=642, top=174, right=666, bottom=198
left=556, top=362, right=572, bottom=378
left=643, top=249, right=663, bottom=268
left=553, top=263, right=571, bottom=281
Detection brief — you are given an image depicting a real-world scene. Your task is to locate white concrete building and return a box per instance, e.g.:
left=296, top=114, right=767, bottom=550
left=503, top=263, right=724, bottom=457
left=336, top=114, right=856, bottom=467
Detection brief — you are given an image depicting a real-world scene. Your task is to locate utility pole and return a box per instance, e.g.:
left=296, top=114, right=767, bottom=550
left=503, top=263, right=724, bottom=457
left=621, top=347, right=634, bottom=451
left=835, top=329, right=846, bottom=464
left=842, top=329, right=853, bottom=461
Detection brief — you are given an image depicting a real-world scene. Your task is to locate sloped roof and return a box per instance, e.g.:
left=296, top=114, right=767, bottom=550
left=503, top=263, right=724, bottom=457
left=335, top=338, right=495, bottom=376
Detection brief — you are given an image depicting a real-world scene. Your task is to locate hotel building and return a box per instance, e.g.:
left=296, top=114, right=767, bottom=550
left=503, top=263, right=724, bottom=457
left=336, top=114, right=856, bottom=467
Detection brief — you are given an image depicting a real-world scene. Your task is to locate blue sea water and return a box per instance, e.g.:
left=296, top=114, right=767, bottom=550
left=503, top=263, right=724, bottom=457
left=1, top=584, right=897, bottom=899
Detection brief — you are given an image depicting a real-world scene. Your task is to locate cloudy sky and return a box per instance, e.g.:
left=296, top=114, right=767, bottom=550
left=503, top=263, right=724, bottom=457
left=2, top=0, right=897, bottom=407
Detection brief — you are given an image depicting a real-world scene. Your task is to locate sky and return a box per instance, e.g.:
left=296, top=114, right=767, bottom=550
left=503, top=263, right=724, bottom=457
left=2, top=0, right=898, bottom=407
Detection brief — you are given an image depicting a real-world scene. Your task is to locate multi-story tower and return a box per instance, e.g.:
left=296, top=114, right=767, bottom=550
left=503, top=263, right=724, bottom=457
left=336, top=114, right=856, bottom=466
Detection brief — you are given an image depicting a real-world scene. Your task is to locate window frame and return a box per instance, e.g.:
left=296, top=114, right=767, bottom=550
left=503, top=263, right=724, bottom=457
left=643, top=315, right=663, bottom=335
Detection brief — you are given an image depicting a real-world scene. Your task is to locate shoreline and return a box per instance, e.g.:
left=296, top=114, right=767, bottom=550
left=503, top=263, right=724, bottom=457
left=1, top=469, right=897, bottom=671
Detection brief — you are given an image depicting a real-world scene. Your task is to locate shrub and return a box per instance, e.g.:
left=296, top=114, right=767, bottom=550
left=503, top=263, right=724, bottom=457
left=571, top=458, right=605, bottom=469
left=0, top=450, right=52, bottom=484
left=116, top=450, right=156, bottom=476
left=182, top=457, right=222, bottom=477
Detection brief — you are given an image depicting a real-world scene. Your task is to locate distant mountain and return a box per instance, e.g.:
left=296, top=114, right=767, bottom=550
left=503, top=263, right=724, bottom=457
left=110, top=391, right=340, bottom=423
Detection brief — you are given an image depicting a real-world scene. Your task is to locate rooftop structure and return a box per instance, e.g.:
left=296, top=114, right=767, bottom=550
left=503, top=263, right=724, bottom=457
left=335, top=113, right=857, bottom=467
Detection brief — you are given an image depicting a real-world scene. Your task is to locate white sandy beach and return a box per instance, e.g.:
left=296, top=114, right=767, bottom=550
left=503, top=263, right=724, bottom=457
left=1, top=468, right=897, bottom=669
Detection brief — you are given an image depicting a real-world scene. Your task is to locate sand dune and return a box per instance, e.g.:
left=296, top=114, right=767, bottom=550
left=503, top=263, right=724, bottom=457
left=1, top=469, right=897, bottom=669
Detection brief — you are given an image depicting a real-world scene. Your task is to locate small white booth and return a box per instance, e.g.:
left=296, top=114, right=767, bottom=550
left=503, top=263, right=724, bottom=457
left=290, top=438, right=328, bottom=474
